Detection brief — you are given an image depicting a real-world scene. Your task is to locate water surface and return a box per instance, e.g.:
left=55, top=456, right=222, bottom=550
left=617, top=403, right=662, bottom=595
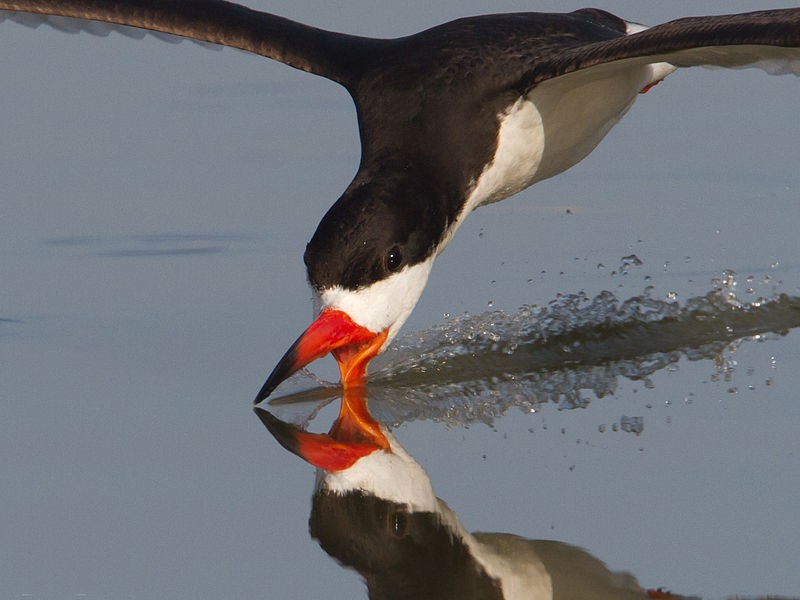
left=1, top=1, right=799, bottom=598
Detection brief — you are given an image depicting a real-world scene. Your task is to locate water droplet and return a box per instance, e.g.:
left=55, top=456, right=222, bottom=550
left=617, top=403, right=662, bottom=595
left=620, top=415, right=644, bottom=435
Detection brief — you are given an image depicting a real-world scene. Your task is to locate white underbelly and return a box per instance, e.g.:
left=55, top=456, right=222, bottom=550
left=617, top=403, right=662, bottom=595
left=465, top=60, right=675, bottom=211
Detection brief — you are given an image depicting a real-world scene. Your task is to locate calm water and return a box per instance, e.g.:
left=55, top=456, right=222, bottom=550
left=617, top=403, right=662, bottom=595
left=1, top=1, right=799, bottom=598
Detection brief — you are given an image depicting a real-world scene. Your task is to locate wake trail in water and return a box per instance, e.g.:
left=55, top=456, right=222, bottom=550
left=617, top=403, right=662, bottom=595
left=271, top=273, right=800, bottom=427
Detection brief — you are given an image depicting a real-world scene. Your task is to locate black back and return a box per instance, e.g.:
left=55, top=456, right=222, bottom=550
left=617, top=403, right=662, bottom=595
left=3, top=2, right=799, bottom=290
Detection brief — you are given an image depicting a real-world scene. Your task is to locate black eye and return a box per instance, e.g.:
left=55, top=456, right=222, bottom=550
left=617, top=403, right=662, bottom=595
left=385, top=246, right=403, bottom=272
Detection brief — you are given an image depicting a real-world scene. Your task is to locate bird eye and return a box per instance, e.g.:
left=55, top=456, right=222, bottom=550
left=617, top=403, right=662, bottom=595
left=385, top=246, right=403, bottom=272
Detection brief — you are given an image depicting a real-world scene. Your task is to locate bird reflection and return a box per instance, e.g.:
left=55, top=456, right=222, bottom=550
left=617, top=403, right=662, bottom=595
left=255, top=389, right=694, bottom=600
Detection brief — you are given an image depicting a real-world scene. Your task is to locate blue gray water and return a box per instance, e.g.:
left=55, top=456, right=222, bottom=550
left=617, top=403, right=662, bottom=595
left=1, top=1, right=799, bottom=598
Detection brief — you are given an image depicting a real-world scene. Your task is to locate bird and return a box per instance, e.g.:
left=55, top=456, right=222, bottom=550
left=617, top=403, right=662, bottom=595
left=1, top=2, right=798, bottom=401
left=255, top=391, right=693, bottom=599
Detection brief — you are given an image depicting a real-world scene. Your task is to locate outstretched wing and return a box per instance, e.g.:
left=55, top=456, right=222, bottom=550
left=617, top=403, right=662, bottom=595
left=0, top=0, right=378, bottom=86
left=525, top=8, right=800, bottom=90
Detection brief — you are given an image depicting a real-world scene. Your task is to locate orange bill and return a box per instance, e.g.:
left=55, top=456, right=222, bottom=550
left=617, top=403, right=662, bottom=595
left=255, top=308, right=388, bottom=403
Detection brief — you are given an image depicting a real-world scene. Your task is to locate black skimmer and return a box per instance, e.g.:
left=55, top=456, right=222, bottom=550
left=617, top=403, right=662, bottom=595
left=1, top=3, right=798, bottom=400
left=255, top=392, right=692, bottom=599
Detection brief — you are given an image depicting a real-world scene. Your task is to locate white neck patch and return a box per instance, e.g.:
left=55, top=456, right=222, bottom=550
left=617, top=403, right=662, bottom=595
left=318, top=256, right=435, bottom=347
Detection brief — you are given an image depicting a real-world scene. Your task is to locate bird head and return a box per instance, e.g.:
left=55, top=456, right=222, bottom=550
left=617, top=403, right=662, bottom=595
left=255, top=169, right=450, bottom=402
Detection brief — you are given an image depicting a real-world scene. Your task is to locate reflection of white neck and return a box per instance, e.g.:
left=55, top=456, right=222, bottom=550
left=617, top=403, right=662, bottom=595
left=314, top=427, right=654, bottom=599
left=314, top=427, right=554, bottom=598
left=315, top=427, right=438, bottom=512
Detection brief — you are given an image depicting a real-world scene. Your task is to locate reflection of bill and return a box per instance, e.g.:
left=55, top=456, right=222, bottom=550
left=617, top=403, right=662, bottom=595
left=255, top=390, right=694, bottom=599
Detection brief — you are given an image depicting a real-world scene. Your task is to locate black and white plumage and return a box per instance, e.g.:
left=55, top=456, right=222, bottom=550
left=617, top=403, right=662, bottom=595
left=1, top=1, right=798, bottom=400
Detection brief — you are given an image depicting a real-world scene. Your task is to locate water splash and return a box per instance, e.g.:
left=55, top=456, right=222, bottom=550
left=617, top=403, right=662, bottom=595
left=271, top=273, right=800, bottom=427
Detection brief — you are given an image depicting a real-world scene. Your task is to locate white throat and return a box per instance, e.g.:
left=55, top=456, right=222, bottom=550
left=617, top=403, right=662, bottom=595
left=317, top=256, right=435, bottom=346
